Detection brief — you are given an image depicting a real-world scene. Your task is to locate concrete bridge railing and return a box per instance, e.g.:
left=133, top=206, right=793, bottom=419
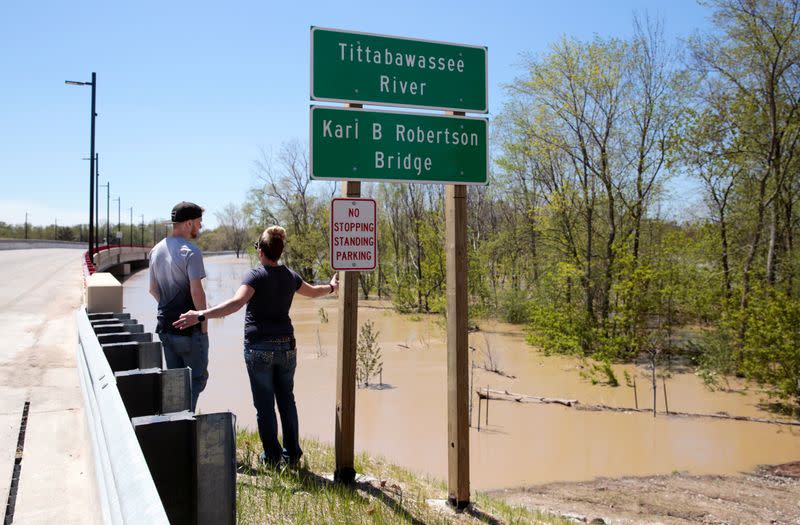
left=0, top=239, right=85, bottom=250
left=92, top=246, right=150, bottom=274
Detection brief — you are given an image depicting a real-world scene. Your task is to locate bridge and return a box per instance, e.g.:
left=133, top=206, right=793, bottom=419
left=0, top=239, right=151, bottom=277
left=88, top=244, right=150, bottom=276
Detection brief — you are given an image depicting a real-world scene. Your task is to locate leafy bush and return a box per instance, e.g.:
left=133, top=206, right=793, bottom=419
left=527, top=302, right=590, bottom=356
left=499, top=289, right=530, bottom=324
left=740, top=291, right=800, bottom=408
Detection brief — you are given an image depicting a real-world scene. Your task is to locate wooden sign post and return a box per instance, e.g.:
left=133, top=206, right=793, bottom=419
left=446, top=108, right=469, bottom=506
left=333, top=182, right=360, bottom=483
left=334, top=103, right=362, bottom=484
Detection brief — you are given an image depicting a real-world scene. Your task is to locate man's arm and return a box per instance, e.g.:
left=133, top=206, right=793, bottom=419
left=149, top=268, right=160, bottom=302
left=189, top=278, right=208, bottom=333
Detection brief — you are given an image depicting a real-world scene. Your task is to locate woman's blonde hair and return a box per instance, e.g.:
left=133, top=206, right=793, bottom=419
left=258, top=226, right=286, bottom=261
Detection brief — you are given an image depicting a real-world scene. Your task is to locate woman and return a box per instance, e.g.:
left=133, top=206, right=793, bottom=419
left=174, top=225, right=338, bottom=466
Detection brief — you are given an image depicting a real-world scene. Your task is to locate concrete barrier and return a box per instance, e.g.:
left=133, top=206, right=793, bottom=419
left=76, top=308, right=170, bottom=524
left=87, top=273, right=123, bottom=313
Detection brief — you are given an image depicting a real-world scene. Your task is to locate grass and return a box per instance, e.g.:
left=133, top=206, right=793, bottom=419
left=236, top=430, right=570, bottom=525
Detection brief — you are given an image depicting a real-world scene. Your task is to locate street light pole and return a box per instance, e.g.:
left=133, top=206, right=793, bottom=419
left=24, top=212, right=28, bottom=240
left=140, top=214, right=145, bottom=247
left=129, top=206, right=133, bottom=246
left=65, top=73, right=97, bottom=255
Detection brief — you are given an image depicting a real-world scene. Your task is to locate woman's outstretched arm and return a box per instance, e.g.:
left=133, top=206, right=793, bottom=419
left=174, top=284, right=255, bottom=330
left=297, top=273, right=339, bottom=298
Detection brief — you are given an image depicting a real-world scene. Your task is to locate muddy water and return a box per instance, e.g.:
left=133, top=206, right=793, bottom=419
left=123, top=255, right=800, bottom=490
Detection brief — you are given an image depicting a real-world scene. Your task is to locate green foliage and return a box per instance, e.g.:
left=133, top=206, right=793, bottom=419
left=623, top=369, right=635, bottom=388
left=739, top=291, right=800, bottom=407
left=356, top=320, right=383, bottom=387
left=527, top=301, right=591, bottom=356
left=499, top=289, right=530, bottom=324
left=694, top=313, right=740, bottom=391
left=580, top=360, right=620, bottom=387
left=697, top=289, right=800, bottom=409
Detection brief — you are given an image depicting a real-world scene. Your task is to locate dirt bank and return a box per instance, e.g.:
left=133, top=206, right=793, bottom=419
left=494, top=462, right=800, bottom=524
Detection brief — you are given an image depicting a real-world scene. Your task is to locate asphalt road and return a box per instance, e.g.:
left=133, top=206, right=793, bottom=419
left=0, top=249, right=100, bottom=524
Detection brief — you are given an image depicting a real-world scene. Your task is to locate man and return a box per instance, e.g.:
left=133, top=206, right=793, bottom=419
left=149, top=201, right=208, bottom=411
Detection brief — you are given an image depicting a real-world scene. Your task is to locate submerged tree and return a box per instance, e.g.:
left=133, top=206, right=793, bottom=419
left=356, top=320, right=383, bottom=388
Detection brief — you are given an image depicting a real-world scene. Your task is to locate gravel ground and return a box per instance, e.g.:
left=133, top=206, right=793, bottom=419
left=494, top=462, right=800, bottom=524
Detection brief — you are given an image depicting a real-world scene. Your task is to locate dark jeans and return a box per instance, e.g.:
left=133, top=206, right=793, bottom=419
left=159, top=331, right=209, bottom=411
left=244, top=337, right=302, bottom=464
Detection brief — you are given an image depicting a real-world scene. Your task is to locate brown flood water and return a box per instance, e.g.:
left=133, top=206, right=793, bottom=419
left=123, top=255, right=800, bottom=490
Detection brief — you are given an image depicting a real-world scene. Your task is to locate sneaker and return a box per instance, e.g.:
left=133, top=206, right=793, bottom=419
left=259, top=452, right=283, bottom=469
left=282, top=450, right=303, bottom=469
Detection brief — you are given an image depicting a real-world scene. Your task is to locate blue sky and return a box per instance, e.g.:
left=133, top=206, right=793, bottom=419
left=0, top=0, right=711, bottom=228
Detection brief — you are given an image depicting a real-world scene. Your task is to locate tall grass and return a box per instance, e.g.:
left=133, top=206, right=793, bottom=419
left=236, top=430, right=570, bottom=524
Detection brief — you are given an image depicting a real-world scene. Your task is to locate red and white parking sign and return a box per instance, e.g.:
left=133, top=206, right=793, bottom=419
left=330, top=198, right=377, bottom=271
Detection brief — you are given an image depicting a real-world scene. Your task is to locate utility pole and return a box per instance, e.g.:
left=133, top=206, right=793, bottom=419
left=105, top=181, right=110, bottom=245
left=100, top=181, right=109, bottom=245
left=129, top=206, right=133, bottom=246
left=114, top=197, right=121, bottom=244
left=140, top=214, right=144, bottom=247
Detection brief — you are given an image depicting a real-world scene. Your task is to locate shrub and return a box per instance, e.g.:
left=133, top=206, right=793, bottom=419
left=356, top=320, right=383, bottom=387
left=499, top=289, right=530, bottom=324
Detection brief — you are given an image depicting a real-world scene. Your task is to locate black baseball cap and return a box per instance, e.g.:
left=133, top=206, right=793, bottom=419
left=171, top=201, right=204, bottom=223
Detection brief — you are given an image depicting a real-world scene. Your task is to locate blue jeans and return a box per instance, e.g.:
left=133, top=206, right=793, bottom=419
left=244, top=338, right=301, bottom=464
left=159, top=331, right=209, bottom=411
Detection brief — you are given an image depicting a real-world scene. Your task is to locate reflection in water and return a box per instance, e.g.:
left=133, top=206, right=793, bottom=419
left=123, top=255, right=800, bottom=490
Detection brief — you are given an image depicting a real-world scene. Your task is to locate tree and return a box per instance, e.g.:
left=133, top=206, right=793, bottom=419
left=215, top=202, right=250, bottom=258
left=250, top=140, right=336, bottom=281
left=690, top=0, right=800, bottom=307
left=356, top=320, right=383, bottom=387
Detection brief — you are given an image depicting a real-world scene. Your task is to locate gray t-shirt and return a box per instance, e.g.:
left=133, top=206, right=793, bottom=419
left=149, top=236, right=206, bottom=333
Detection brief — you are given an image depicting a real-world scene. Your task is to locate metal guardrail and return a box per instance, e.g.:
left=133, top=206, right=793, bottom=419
left=75, top=308, right=169, bottom=525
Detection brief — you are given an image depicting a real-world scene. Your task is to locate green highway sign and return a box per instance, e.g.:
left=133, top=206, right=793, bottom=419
left=310, top=106, right=487, bottom=184
left=311, top=27, right=487, bottom=113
